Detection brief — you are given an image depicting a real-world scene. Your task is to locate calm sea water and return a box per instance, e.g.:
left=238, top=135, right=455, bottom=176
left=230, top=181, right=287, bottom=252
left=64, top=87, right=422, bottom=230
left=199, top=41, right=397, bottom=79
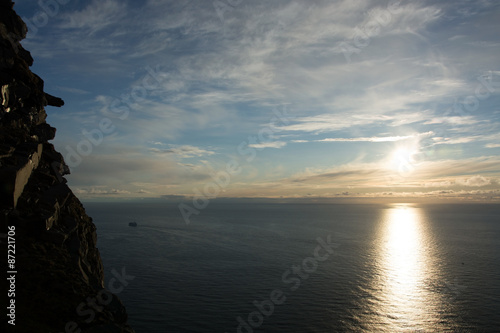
left=83, top=202, right=500, bottom=332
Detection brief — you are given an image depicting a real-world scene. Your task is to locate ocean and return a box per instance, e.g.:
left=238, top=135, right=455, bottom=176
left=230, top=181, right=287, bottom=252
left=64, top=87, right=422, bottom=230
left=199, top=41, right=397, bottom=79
left=83, top=202, right=500, bottom=332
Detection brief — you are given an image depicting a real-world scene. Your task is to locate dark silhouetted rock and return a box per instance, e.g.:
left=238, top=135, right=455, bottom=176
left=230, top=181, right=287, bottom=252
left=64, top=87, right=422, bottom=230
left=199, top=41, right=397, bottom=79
left=45, top=92, right=64, bottom=107
left=0, top=2, right=135, bottom=332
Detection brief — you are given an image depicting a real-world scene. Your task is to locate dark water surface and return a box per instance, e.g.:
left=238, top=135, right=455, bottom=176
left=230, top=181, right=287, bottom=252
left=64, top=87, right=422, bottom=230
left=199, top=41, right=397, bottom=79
left=84, top=202, right=500, bottom=332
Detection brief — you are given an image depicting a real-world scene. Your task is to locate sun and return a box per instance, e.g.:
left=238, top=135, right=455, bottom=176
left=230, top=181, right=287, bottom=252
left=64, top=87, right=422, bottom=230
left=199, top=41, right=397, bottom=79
left=389, top=145, right=419, bottom=175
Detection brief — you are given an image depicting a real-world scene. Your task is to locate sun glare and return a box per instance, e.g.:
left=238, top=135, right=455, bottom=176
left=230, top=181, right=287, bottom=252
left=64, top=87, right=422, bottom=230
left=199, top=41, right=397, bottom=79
left=389, top=145, right=419, bottom=175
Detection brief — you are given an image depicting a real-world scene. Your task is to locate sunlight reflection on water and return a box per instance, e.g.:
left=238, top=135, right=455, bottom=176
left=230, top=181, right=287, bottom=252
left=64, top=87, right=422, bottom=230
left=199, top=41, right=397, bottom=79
left=371, top=203, right=446, bottom=332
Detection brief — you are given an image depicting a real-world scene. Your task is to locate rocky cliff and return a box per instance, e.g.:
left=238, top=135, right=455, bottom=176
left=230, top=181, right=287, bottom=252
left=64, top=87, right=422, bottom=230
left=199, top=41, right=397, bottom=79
left=1, top=1, right=134, bottom=332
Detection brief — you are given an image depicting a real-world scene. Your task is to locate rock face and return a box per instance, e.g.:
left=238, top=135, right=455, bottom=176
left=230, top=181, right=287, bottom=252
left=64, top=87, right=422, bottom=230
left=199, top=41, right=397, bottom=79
left=0, top=1, right=135, bottom=332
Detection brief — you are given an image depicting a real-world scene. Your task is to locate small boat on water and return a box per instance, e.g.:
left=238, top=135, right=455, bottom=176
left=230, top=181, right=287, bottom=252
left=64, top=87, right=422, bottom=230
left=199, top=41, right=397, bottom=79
left=128, top=222, right=137, bottom=227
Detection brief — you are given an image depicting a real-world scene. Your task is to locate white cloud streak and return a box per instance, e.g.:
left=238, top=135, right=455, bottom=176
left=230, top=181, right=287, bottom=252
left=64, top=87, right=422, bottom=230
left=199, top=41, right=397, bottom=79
left=149, top=145, right=216, bottom=159
left=317, top=132, right=433, bottom=143
left=248, top=141, right=287, bottom=149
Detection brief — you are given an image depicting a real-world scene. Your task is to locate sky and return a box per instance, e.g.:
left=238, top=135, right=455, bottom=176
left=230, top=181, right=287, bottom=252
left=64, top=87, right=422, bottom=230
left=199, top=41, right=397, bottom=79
left=13, top=0, right=500, bottom=203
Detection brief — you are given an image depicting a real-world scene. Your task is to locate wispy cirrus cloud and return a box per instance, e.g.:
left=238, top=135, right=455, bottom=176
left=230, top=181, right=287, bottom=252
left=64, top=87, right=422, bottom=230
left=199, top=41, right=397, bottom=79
left=149, top=145, right=216, bottom=159
left=316, top=132, right=433, bottom=143
left=276, top=113, right=391, bottom=133
left=248, top=141, right=287, bottom=149
left=59, top=0, right=128, bottom=33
